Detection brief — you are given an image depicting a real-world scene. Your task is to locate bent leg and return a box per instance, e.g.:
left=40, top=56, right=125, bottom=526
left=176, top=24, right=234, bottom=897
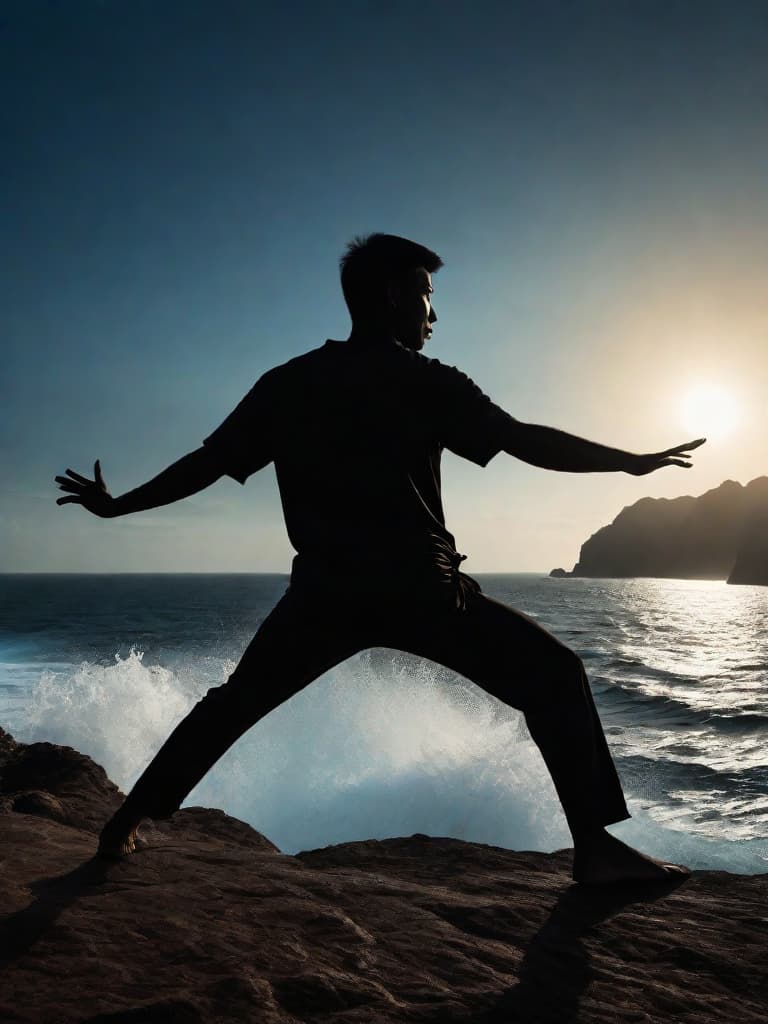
left=381, top=588, right=629, bottom=835
left=101, top=588, right=370, bottom=849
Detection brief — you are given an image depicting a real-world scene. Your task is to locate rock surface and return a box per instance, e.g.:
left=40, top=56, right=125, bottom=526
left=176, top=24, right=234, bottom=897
left=1, top=724, right=767, bottom=1023
left=565, top=476, right=768, bottom=583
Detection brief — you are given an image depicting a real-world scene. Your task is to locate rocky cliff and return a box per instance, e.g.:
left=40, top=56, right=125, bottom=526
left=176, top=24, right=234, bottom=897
left=1, top=725, right=768, bottom=1023
left=728, top=476, right=768, bottom=585
left=565, top=476, right=768, bottom=583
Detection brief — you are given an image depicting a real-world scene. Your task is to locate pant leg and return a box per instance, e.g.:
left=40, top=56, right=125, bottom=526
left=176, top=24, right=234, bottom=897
left=378, top=583, right=629, bottom=834
left=117, top=587, right=371, bottom=820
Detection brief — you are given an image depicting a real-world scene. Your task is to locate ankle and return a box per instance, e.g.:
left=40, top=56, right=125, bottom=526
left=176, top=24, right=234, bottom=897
left=102, top=806, right=144, bottom=836
left=571, top=825, right=608, bottom=851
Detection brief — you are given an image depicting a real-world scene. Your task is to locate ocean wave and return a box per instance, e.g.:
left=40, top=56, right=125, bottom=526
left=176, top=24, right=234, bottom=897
left=595, top=677, right=700, bottom=715
left=594, top=675, right=768, bottom=732
left=703, top=712, right=768, bottom=732
left=614, top=752, right=768, bottom=843
left=12, top=647, right=572, bottom=856
left=604, top=657, right=724, bottom=684
left=617, top=750, right=768, bottom=788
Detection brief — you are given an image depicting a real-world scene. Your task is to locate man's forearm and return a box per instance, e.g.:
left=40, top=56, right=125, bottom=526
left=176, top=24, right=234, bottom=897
left=502, top=422, right=633, bottom=473
left=109, top=447, right=224, bottom=516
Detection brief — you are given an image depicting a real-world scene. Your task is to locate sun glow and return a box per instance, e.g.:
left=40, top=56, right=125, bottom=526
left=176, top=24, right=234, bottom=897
left=679, top=384, right=742, bottom=440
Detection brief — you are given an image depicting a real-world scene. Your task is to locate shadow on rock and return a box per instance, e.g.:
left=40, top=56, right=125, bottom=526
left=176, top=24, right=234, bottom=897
left=471, top=877, right=688, bottom=1024
left=0, top=856, right=111, bottom=967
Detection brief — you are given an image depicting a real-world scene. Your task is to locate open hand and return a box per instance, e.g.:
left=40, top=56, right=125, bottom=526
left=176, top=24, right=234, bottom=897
left=55, top=460, right=115, bottom=517
left=626, top=438, right=706, bottom=476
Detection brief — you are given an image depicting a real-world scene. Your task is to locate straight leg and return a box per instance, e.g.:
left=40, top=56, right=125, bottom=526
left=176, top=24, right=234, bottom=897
left=377, top=584, right=630, bottom=835
left=378, top=580, right=688, bottom=883
left=99, top=588, right=371, bottom=852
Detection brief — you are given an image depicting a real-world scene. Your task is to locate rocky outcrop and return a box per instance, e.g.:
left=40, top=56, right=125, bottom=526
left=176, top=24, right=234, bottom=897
left=728, top=476, right=768, bottom=585
left=565, top=477, right=768, bottom=583
left=1, top=724, right=767, bottom=1023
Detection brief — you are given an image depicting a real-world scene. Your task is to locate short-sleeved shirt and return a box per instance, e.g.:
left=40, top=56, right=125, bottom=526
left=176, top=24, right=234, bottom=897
left=203, top=337, right=516, bottom=586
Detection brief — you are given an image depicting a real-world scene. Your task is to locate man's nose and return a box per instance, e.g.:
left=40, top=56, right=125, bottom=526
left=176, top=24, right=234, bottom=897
left=429, top=306, right=437, bottom=324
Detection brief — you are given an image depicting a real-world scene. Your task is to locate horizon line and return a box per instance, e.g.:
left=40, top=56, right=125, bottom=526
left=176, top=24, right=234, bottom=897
left=0, top=569, right=549, bottom=576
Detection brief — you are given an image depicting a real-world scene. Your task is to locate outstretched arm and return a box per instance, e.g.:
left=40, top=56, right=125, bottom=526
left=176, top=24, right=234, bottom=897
left=55, top=446, right=225, bottom=518
left=501, top=421, right=706, bottom=475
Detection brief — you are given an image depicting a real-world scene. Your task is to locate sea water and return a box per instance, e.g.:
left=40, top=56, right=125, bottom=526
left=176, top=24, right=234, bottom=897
left=1, top=573, right=766, bottom=873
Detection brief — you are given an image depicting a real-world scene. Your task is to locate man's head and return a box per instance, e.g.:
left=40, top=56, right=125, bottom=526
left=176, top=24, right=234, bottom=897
left=340, top=233, right=442, bottom=351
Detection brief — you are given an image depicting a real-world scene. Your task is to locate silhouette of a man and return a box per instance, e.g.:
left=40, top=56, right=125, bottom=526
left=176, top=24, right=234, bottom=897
left=57, top=234, right=704, bottom=882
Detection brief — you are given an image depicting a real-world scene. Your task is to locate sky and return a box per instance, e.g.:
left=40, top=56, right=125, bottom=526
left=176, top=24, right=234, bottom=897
left=3, top=0, right=767, bottom=573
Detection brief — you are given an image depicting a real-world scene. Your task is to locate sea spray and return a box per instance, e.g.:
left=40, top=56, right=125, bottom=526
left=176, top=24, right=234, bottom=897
left=16, top=642, right=768, bottom=871
left=190, top=648, right=570, bottom=855
left=19, top=644, right=568, bottom=852
left=22, top=648, right=213, bottom=786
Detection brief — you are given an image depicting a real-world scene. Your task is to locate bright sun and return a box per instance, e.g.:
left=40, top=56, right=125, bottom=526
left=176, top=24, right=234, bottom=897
left=679, top=384, right=741, bottom=440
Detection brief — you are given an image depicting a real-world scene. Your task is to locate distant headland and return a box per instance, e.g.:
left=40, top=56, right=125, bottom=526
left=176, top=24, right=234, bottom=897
left=550, top=476, right=768, bottom=586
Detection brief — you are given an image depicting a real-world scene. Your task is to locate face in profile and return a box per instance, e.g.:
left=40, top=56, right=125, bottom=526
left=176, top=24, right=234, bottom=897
left=390, top=266, right=438, bottom=351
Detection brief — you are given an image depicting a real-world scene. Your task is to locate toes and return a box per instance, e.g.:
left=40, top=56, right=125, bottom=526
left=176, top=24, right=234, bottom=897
left=664, top=863, right=691, bottom=877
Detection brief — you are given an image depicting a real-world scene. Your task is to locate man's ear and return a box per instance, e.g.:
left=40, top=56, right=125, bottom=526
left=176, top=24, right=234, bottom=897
left=386, top=280, right=400, bottom=310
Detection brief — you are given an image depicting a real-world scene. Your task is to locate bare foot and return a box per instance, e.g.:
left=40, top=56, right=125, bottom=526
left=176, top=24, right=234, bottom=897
left=573, top=828, right=691, bottom=885
left=97, top=812, right=144, bottom=860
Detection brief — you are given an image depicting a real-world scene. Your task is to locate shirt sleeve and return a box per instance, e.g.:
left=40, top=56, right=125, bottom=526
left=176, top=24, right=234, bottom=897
left=202, top=370, right=278, bottom=485
left=428, top=360, right=517, bottom=467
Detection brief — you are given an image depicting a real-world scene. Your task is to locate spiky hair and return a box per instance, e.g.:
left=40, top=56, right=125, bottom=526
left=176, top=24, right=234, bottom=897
left=340, top=233, right=443, bottom=320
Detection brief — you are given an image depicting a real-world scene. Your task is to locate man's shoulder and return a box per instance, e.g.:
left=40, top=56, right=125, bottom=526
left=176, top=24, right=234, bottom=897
left=414, top=352, right=481, bottom=392
left=262, top=342, right=476, bottom=390
left=258, top=341, right=339, bottom=387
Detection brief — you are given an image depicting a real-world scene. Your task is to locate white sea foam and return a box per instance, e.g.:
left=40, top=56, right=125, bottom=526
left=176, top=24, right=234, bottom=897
left=15, top=646, right=768, bottom=872
left=21, top=649, right=213, bottom=790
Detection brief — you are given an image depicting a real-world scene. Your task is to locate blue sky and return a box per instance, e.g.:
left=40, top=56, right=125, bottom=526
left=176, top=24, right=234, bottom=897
left=3, top=0, right=767, bottom=571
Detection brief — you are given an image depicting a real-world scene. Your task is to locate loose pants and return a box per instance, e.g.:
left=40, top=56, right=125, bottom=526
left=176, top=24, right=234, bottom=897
left=117, top=577, right=630, bottom=835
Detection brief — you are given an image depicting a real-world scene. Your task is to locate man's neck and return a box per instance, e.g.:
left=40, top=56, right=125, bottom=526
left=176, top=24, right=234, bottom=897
left=347, top=323, right=399, bottom=347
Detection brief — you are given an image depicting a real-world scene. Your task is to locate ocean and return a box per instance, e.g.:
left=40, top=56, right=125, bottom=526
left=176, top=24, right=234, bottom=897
left=1, top=573, right=766, bottom=873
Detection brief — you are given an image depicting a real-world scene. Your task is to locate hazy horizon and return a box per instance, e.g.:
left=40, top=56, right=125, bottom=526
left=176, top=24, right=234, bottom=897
left=4, top=2, right=767, bottom=573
